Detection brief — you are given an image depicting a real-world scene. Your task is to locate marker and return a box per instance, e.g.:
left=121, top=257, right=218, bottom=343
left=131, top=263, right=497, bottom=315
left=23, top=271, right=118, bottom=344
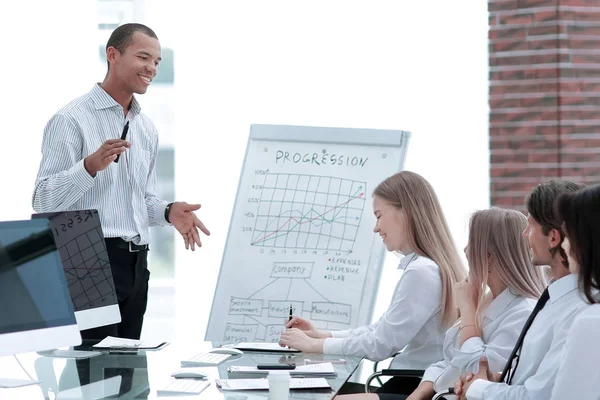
left=114, top=121, right=130, bottom=163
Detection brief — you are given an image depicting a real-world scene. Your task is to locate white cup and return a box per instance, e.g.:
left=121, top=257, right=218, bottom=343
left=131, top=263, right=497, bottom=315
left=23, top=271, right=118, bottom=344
left=268, top=370, right=290, bottom=399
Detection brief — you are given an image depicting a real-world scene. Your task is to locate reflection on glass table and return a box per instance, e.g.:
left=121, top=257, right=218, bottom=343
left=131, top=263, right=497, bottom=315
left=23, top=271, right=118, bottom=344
left=35, top=350, right=150, bottom=399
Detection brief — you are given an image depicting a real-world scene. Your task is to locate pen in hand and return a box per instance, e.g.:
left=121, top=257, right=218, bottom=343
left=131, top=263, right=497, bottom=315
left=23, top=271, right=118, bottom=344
left=286, top=304, right=293, bottom=348
left=114, top=121, right=130, bottom=163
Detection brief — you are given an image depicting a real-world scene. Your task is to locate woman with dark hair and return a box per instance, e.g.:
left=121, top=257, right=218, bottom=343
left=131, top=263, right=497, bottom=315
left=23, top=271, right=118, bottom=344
left=550, top=184, right=600, bottom=400
left=556, top=184, right=600, bottom=302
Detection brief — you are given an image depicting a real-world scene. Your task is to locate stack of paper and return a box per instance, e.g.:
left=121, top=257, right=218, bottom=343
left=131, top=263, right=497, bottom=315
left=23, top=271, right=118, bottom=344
left=92, top=336, right=168, bottom=350
left=216, top=378, right=331, bottom=391
left=227, top=362, right=337, bottom=377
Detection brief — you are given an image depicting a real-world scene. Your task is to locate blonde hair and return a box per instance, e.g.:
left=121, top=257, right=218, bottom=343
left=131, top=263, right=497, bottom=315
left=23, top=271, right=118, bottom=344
left=467, top=208, right=547, bottom=329
left=374, top=171, right=467, bottom=328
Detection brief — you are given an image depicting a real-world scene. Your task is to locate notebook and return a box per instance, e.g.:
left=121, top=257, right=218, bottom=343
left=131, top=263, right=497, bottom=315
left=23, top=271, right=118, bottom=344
left=92, top=336, right=169, bottom=350
left=227, top=362, right=336, bottom=377
left=230, top=342, right=300, bottom=353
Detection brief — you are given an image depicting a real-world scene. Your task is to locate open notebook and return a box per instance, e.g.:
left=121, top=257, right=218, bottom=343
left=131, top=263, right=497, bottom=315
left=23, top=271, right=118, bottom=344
left=216, top=378, right=331, bottom=391
left=92, top=336, right=169, bottom=350
left=229, top=342, right=300, bottom=353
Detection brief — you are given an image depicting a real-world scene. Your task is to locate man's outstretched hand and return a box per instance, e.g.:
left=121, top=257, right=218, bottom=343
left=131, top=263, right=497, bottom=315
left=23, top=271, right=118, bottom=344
left=168, top=202, right=210, bottom=250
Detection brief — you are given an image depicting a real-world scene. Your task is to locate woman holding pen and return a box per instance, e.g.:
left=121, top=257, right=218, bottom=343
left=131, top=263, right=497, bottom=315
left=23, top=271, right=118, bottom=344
left=279, top=171, right=467, bottom=394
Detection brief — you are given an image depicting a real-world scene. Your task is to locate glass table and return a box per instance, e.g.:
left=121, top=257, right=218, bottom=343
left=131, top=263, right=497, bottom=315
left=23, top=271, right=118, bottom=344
left=0, top=341, right=363, bottom=399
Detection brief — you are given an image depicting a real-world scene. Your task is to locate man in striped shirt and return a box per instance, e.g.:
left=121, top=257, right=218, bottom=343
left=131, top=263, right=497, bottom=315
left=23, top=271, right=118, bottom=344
left=32, top=23, right=209, bottom=340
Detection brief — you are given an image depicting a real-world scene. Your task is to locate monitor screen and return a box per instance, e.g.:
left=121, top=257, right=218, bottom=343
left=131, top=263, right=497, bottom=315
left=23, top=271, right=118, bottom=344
left=0, top=219, right=80, bottom=355
left=32, top=210, right=120, bottom=330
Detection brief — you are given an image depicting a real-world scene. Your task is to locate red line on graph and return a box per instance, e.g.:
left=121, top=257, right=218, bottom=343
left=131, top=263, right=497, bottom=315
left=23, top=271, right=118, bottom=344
left=251, top=192, right=364, bottom=245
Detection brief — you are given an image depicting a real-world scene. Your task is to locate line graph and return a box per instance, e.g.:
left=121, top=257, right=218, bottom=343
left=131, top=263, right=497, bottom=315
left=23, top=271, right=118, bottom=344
left=58, top=224, right=117, bottom=311
left=250, top=173, right=366, bottom=251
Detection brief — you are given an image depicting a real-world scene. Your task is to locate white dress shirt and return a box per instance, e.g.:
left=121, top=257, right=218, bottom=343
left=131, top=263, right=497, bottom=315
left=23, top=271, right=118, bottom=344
left=422, top=288, right=536, bottom=393
left=466, top=274, right=588, bottom=400
left=322, top=254, right=446, bottom=369
left=32, top=84, right=169, bottom=245
left=550, top=303, right=599, bottom=400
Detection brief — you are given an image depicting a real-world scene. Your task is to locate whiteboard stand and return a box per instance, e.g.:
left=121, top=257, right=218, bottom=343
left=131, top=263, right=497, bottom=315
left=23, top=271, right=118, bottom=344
left=205, top=124, right=411, bottom=342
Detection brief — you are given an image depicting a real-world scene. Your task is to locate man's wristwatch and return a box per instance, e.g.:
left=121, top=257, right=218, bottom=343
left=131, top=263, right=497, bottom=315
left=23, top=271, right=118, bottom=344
left=165, top=202, right=174, bottom=223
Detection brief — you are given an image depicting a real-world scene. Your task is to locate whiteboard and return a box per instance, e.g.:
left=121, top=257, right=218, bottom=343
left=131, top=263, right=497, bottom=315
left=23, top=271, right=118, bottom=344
left=205, top=124, right=411, bottom=342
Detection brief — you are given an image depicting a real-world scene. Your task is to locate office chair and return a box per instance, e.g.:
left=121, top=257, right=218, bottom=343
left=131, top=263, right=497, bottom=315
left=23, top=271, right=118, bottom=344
left=371, top=350, right=402, bottom=386
left=432, top=390, right=453, bottom=400
left=366, top=368, right=455, bottom=400
left=365, top=368, right=425, bottom=394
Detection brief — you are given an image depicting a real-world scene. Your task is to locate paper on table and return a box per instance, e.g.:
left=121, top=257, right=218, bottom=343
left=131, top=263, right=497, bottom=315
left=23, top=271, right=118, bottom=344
left=228, top=362, right=336, bottom=376
left=92, top=336, right=168, bottom=350
left=216, top=378, right=331, bottom=391
left=230, top=342, right=300, bottom=353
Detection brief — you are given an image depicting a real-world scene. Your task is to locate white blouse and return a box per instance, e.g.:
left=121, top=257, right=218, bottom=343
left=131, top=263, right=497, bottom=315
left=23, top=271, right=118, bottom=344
left=322, top=254, right=447, bottom=369
left=551, top=303, right=600, bottom=400
left=422, top=288, right=536, bottom=392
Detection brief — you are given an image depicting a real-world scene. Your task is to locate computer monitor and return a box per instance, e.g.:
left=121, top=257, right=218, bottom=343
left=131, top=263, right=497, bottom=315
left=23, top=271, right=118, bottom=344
left=0, top=219, right=81, bottom=357
left=31, top=210, right=120, bottom=331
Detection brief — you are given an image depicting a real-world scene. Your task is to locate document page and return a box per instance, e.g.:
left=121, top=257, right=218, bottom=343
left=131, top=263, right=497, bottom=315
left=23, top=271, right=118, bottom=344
left=228, top=362, right=336, bottom=376
left=216, top=378, right=331, bottom=391
left=231, top=342, right=300, bottom=353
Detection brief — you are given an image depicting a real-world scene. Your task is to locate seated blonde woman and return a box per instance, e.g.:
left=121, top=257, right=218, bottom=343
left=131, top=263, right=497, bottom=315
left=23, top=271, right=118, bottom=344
left=280, top=171, right=467, bottom=394
left=337, top=207, right=547, bottom=400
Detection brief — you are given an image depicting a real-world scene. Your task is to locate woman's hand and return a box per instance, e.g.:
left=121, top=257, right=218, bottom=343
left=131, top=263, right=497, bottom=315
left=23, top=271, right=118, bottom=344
left=455, top=276, right=478, bottom=316
left=285, top=316, right=331, bottom=339
left=279, top=328, right=324, bottom=353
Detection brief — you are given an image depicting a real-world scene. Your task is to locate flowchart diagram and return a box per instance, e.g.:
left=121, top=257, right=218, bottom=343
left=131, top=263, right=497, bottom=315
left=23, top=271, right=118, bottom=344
left=223, top=261, right=354, bottom=343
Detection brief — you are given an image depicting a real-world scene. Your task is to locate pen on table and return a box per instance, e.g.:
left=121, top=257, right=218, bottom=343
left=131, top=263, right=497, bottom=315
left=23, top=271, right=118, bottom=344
left=114, top=121, right=130, bottom=163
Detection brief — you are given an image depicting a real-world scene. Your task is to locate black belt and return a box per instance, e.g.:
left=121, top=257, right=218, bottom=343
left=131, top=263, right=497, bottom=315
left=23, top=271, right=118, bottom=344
left=105, top=238, right=149, bottom=252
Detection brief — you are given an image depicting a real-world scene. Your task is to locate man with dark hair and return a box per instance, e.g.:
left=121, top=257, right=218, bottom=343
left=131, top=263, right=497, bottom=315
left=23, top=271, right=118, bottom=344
left=453, top=180, right=587, bottom=400
left=32, top=23, right=209, bottom=340
left=105, top=23, right=158, bottom=69
left=524, top=180, right=585, bottom=268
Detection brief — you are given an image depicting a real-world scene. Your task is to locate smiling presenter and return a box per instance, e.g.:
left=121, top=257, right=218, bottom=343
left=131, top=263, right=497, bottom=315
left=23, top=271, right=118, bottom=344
left=279, top=171, right=466, bottom=394
left=32, top=23, right=209, bottom=340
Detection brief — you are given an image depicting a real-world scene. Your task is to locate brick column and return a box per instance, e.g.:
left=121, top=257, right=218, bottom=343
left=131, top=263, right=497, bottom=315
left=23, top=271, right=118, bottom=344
left=489, top=0, right=600, bottom=210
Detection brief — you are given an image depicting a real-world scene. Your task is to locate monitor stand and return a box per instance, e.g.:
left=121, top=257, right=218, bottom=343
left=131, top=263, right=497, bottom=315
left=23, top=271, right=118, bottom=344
left=37, top=349, right=101, bottom=359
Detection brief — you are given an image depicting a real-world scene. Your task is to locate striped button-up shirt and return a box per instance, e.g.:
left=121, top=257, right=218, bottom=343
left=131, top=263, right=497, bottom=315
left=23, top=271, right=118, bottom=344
left=32, top=83, right=169, bottom=245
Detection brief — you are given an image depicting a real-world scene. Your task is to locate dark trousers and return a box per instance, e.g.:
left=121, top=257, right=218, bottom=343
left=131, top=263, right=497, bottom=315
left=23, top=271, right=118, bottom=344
left=336, top=377, right=421, bottom=398
left=376, top=377, right=431, bottom=400
left=81, top=239, right=150, bottom=340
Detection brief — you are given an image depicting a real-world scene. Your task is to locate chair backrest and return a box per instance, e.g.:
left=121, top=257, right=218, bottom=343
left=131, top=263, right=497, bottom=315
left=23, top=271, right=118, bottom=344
left=551, top=304, right=600, bottom=400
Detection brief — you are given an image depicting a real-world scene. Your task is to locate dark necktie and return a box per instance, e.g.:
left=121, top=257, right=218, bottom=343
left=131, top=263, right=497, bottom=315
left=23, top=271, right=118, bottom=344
left=499, top=288, right=550, bottom=384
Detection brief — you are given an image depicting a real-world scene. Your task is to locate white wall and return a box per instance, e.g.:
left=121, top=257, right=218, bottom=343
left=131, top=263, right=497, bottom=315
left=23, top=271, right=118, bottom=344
left=0, top=0, right=99, bottom=221
left=0, top=0, right=489, bottom=343
left=172, top=1, right=490, bottom=342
